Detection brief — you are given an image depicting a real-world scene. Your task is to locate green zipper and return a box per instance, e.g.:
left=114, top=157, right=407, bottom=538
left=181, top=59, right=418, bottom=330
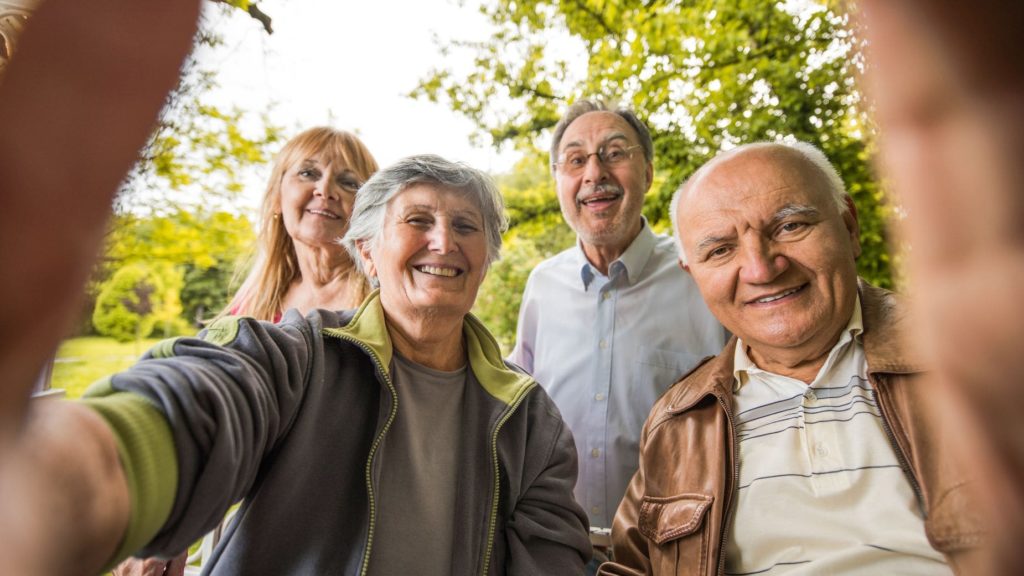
left=480, top=382, right=535, bottom=576
left=323, top=330, right=398, bottom=576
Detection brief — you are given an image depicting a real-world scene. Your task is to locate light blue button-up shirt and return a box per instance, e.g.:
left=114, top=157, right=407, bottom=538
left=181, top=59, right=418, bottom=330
left=509, top=221, right=727, bottom=528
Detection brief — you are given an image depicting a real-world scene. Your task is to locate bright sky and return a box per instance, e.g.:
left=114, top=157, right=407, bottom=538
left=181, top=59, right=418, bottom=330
left=197, top=0, right=520, bottom=207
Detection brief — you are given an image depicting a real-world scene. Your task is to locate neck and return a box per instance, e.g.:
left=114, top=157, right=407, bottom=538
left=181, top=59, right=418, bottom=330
left=746, top=328, right=847, bottom=385
left=283, top=243, right=362, bottom=313
left=580, top=221, right=642, bottom=276
left=384, top=309, right=466, bottom=372
left=747, top=346, right=828, bottom=384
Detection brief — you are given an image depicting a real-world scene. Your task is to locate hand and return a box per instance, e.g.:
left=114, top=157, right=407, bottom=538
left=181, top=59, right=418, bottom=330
left=857, top=1, right=1024, bottom=573
left=112, top=552, right=187, bottom=576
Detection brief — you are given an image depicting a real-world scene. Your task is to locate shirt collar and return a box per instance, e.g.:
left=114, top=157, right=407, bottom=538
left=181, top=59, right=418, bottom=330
left=576, top=217, right=656, bottom=289
left=732, top=294, right=864, bottom=392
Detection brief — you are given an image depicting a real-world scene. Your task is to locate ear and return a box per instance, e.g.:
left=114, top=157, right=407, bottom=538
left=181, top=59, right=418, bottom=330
left=645, top=161, right=654, bottom=190
left=356, top=240, right=377, bottom=279
left=842, top=196, right=862, bottom=260
left=677, top=258, right=691, bottom=274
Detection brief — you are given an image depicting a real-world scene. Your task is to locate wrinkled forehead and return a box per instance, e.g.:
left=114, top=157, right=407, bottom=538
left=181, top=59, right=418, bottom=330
left=560, top=111, right=637, bottom=151
left=389, top=182, right=484, bottom=217
left=686, top=148, right=829, bottom=216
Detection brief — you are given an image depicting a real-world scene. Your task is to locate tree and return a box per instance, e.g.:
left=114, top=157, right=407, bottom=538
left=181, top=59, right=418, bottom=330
left=416, top=0, right=895, bottom=287
left=101, top=209, right=256, bottom=329
left=117, top=3, right=284, bottom=214
left=80, top=2, right=280, bottom=335
left=92, top=262, right=184, bottom=343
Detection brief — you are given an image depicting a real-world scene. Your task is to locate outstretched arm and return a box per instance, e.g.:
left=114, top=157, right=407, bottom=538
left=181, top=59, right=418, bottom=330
left=0, top=0, right=201, bottom=440
left=0, top=400, right=131, bottom=575
left=0, top=1, right=200, bottom=573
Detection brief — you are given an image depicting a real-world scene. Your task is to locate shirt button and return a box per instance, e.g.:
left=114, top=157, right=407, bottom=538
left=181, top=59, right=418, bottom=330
left=591, top=448, right=600, bottom=458
left=602, top=292, right=612, bottom=301
left=807, top=390, right=817, bottom=401
left=815, top=443, right=829, bottom=457
left=595, top=393, right=606, bottom=401
left=591, top=506, right=601, bottom=515
left=599, top=339, right=608, bottom=349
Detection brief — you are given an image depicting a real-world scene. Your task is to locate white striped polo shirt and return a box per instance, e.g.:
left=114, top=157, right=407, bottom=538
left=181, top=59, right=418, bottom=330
left=723, top=297, right=951, bottom=575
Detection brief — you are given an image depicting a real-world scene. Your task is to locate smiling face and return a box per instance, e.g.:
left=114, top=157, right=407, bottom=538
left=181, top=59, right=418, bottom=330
left=554, top=111, right=653, bottom=255
left=279, top=154, right=364, bottom=249
left=677, top=145, right=861, bottom=370
left=358, top=183, right=489, bottom=322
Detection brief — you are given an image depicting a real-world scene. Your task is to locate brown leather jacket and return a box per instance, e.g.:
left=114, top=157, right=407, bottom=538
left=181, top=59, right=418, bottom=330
left=599, top=281, right=986, bottom=576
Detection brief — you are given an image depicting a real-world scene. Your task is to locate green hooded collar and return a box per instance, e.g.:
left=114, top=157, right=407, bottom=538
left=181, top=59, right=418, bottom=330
left=322, top=290, right=535, bottom=407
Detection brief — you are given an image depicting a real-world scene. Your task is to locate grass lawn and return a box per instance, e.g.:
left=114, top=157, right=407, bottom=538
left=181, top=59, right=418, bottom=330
left=52, top=336, right=162, bottom=398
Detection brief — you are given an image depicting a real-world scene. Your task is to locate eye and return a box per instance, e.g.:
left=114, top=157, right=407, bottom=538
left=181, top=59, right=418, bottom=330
left=298, top=168, right=320, bottom=180
left=453, top=219, right=481, bottom=234
left=705, top=245, right=733, bottom=261
left=336, top=177, right=361, bottom=192
left=566, top=154, right=587, bottom=168
left=778, top=221, right=807, bottom=234
left=603, top=146, right=626, bottom=162
left=404, top=215, right=433, bottom=228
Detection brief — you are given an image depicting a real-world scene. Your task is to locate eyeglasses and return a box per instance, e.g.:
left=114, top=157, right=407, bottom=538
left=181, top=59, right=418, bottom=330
left=553, top=144, right=643, bottom=176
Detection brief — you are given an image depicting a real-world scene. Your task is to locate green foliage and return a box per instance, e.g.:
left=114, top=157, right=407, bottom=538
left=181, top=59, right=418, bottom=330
left=120, top=85, right=285, bottom=213
left=101, top=209, right=256, bottom=329
left=416, top=0, right=895, bottom=288
left=93, top=262, right=184, bottom=343
left=116, top=3, right=284, bottom=214
left=473, top=153, right=575, bottom=349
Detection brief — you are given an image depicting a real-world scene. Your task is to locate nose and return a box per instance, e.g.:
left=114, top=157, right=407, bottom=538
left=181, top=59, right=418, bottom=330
left=738, top=238, right=787, bottom=284
left=427, top=223, right=457, bottom=254
left=313, top=173, right=338, bottom=200
left=581, top=152, right=609, bottom=184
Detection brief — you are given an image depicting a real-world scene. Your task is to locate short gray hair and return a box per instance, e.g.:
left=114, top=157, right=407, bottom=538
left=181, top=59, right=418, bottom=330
left=550, top=99, right=654, bottom=175
left=341, top=154, right=509, bottom=281
left=670, top=141, right=849, bottom=265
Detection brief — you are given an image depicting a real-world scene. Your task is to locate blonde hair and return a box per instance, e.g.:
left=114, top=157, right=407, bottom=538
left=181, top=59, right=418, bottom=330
left=224, top=127, right=379, bottom=320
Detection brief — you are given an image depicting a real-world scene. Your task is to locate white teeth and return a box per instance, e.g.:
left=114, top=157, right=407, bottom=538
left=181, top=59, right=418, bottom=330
left=581, top=194, right=618, bottom=205
left=756, top=287, right=800, bottom=303
left=308, top=209, right=338, bottom=218
left=420, top=265, right=458, bottom=277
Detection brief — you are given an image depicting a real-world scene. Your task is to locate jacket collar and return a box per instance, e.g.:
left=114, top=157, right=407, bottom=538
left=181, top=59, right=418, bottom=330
left=857, top=278, right=925, bottom=375
left=663, top=279, right=924, bottom=415
left=323, top=289, right=535, bottom=407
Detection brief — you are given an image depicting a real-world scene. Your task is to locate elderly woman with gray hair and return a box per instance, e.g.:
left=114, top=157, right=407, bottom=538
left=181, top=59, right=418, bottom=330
left=7, top=155, right=591, bottom=575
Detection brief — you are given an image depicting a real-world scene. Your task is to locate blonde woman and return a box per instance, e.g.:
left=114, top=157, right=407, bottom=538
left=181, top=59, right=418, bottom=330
left=226, top=125, right=379, bottom=320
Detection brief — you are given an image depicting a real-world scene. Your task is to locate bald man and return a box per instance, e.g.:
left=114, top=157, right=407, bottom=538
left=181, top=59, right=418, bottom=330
left=600, top=142, right=982, bottom=575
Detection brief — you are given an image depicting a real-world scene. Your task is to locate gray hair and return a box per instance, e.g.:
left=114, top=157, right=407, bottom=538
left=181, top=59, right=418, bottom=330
left=549, top=99, right=654, bottom=175
left=670, top=141, right=849, bottom=265
left=340, top=154, right=509, bottom=282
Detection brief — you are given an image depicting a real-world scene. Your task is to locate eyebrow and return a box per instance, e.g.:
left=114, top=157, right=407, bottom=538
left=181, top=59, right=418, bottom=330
left=695, top=233, right=734, bottom=255
left=400, top=204, right=482, bottom=219
left=693, top=204, right=821, bottom=255
left=561, top=132, right=630, bottom=152
left=771, top=203, right=820, bottom=224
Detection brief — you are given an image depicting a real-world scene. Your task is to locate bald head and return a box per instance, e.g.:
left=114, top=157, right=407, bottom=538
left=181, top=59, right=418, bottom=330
left=671, top=142, right=849, bottom=265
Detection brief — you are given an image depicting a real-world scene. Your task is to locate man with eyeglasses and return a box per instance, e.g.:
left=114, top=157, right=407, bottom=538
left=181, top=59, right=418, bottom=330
left=509, top=99, right=726, bottom=568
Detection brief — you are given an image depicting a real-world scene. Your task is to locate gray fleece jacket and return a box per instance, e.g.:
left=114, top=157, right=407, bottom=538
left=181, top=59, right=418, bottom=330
left=83, top=291, right=591, bottom=575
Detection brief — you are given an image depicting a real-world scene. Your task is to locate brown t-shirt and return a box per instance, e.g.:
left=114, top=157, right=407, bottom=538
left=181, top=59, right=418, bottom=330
left=365, top=353, right=467, bottom=575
